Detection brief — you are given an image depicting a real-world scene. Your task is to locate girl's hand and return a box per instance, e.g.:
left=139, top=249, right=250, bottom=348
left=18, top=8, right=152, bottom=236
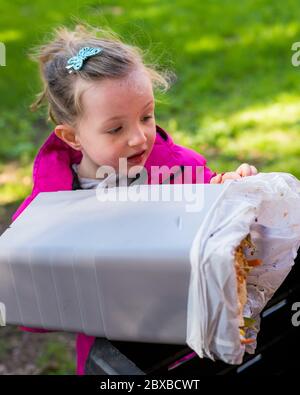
left=235, top=163, right=258, bottom=177
left=210, top=163, right=258, bottom=184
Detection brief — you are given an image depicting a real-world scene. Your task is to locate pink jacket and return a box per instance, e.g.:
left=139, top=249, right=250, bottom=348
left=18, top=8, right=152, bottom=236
left=12, top=125, right=216, bottom=375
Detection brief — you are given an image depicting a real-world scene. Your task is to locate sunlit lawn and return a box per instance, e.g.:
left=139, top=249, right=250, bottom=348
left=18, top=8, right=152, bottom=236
left=1, top=0, right=300, bottom=205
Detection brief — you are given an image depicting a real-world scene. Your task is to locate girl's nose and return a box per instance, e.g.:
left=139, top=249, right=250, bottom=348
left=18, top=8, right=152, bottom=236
left=128, top=127, right=147, bottom=147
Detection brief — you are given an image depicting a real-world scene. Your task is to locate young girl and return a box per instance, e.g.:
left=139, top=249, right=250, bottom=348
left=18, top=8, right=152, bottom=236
left=12, top=24, right=258, bottom=375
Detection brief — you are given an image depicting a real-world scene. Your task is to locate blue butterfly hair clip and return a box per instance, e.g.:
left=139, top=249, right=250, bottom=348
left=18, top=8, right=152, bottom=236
left=66, top=47, right=103, bottom=73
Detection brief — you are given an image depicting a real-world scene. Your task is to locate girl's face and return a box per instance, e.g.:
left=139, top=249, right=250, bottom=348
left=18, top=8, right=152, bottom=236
left=75, top=67, right=156, bottom=178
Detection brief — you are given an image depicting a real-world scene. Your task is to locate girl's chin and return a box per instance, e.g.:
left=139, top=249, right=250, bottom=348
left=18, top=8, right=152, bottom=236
left=119, top=162, right=145, bottom=175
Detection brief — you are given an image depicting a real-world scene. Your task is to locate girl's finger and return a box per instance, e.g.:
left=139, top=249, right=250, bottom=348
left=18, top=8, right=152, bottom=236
left=210, top=174, right=222, bottom=184
left=250, top=165, right=258, bottom=175
left=236, top=163, right=252, bottom=177
left=221, top=172, right=242, bottom=183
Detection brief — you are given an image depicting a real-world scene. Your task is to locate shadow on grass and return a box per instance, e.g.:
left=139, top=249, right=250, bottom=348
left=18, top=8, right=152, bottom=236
left=0, top=325, right=76, bottom=375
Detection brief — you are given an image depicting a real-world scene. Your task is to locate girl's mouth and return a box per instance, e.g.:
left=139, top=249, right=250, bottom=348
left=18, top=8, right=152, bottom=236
left=127, top=149, right=146, bottom=164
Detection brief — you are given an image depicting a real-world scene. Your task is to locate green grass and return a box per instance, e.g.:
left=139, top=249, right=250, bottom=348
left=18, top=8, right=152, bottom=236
left=0, top=337, right=9, bottom=360
left=36, top=340, right=76, bottom=375
left=0, top=0, right=300, bottom=204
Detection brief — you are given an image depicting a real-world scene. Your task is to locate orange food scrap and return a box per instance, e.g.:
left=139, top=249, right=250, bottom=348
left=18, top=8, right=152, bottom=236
left=247, top=259, right=262, bottom=267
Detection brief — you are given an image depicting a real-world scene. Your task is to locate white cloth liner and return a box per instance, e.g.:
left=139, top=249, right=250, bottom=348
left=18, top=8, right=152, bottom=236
left=187, top=172, right=300, bottom=364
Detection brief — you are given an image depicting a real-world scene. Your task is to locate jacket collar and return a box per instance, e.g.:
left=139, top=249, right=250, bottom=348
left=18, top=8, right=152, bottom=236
left=32, top=124, right=173, bottom=192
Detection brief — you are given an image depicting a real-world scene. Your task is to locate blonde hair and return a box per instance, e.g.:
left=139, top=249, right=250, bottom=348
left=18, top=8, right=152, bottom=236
left=30, top=24, right=174, bottom=126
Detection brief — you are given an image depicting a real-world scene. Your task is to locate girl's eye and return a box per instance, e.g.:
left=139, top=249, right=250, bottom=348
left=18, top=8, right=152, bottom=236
left=107, top=115, right=153, bottom=134
left=142, top=115, right=153, bottom=122
left=107, top=126, right=122, bottom=134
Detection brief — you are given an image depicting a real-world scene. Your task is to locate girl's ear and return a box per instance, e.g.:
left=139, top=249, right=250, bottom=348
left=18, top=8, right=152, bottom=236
left=54, top=124, right=82, bottom=151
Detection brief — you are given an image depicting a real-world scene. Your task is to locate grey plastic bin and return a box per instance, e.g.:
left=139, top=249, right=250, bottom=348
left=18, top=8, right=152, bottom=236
left=0, top=184, right=223, bottom=343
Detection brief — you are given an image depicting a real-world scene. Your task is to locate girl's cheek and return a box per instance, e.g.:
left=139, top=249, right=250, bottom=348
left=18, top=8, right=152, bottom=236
left=148, top=126, right=156, bottom=146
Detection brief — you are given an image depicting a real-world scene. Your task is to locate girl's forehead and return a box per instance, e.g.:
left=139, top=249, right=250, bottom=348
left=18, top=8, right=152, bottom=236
left=80, top=68, right=154, bottom=117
